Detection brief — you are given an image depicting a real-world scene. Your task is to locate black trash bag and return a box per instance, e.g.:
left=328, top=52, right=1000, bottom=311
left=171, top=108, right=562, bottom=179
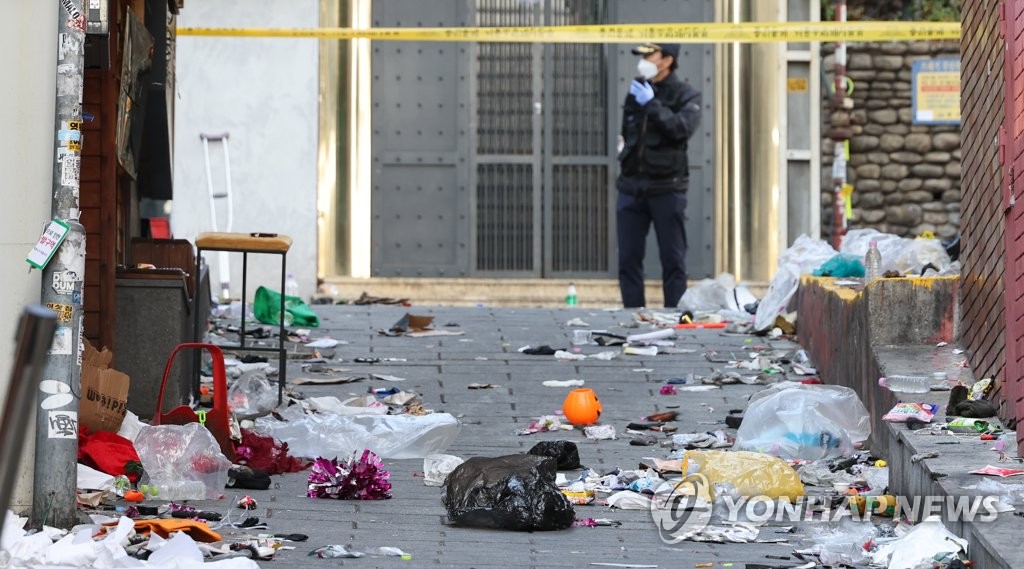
left=442, top=454, right=575, bottom=531
left=527, top=440, right=581, bottom=470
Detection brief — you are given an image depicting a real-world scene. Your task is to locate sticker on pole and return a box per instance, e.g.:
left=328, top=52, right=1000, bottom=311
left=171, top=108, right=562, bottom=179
left=39, top=380, right=74, bottom=410
left=46, top=303, right=73, bottom=324
left=48, top=410, right=78, bottom=439
left=26, top=219, right=70, bottom=270
left=49, top=327, right=73, bottom=356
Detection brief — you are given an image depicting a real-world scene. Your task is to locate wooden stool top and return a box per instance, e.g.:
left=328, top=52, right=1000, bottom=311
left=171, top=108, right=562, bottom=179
left=196, top=232, right=292, bottom=254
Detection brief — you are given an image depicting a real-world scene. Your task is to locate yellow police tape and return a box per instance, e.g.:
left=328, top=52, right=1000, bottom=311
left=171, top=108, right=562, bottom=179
left=177, top=21, right=960, bottom=43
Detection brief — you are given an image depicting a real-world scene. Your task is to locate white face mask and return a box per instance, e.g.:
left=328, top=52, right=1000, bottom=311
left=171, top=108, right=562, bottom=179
left=636, top=59, right=658, bottom=80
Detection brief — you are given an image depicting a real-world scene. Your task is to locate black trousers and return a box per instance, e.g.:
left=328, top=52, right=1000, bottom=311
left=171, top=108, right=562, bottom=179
left=616, top=190, right=688, bottom=308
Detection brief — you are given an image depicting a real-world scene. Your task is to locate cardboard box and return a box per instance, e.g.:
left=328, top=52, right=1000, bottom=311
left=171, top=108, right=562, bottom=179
left=80, top=340, right=130, bottom=433
left=84, top=339, right=113, bottom=370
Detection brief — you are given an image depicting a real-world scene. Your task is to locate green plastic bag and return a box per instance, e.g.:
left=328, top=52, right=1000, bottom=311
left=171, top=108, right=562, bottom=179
left=812, top=253, right=865, bottom=278
left=253, top=286, right=320, bottom=327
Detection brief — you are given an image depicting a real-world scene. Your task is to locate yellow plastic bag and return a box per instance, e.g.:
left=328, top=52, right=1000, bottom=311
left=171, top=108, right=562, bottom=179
left=681, top=450, right=804, bottom=500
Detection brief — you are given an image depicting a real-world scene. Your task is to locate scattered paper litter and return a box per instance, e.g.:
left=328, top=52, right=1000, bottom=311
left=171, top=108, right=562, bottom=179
left=606, top=491, right=654, bottom=510
left=791, top=363, right=817, bottom=375
left=407, top=329, right=465, bottom=337
left=566, top=317, right=590, bottom=327
left=542, top=379, right=585, bottom=387
left=305, top=338, right=340, bottom=349
left=0, top=513, right=262, bottom=569
left=584, top=425, right=616, bottom=440
left=77, top=463, right=115, bottom=491
left=677, top=385, right=721, bottom=392
left=624, top=345, right=658, bottom=357
left=626, top=328, right=676, bottom=344
left=370, top=373, right=406, bottom=382
left=970, top=465, right=1024, bottom=477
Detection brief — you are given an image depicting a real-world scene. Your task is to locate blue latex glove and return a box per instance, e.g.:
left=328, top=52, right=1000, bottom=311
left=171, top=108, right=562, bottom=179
left=630, top=79, right=655, bottom=105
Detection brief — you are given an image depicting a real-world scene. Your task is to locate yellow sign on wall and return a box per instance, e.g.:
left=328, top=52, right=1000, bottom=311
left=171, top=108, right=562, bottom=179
left=912, top=58, right=960, bottom=125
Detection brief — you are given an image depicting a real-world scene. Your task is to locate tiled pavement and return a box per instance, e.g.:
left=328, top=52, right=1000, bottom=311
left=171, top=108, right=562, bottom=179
left=195, top=305, right=814, bottom=568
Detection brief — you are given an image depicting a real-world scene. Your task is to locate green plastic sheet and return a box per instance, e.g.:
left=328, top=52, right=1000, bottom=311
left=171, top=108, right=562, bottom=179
left=253, top=286, right=320, bottom=327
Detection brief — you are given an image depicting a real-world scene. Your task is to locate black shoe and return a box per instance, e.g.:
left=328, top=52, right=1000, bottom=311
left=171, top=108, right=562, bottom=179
left=227, top=466, right=271, bottom=490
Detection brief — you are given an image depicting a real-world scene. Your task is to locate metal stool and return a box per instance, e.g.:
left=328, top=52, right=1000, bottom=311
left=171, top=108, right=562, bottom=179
left=194, top=231, right=292, bottom=404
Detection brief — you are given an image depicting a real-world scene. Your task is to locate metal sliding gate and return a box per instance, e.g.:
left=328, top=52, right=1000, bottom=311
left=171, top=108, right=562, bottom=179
left=473, top=0, right=612, bottom=277
left=371, top=0, right=714, bottom=279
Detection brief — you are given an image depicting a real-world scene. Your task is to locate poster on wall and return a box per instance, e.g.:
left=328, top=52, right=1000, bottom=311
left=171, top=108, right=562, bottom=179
left=115, top=8, right=154, bottom=179
left=912, top=58, right=960, bottom=125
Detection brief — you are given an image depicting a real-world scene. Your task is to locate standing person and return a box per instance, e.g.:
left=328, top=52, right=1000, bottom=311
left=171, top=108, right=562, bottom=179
left=616, top=42, right=702, bottom=308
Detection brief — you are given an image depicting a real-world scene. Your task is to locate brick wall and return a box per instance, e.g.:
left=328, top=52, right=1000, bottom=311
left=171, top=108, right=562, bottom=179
left=961, top=0, right=1008, bottom=423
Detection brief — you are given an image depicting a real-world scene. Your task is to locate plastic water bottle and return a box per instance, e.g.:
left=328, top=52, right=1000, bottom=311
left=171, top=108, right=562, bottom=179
left=285, top=273, right=300, bottom=298
left=158, top=480, right=208, bottom=501
left=878, top=375, right=931, bottom=394
left=565, top=282, right=578, bottom=306
left=864, top=240, right=882, bottom=282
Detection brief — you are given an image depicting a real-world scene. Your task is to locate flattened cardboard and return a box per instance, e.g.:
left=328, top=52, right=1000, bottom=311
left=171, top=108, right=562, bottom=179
left=80, top=340, right=129, bottom=433
left=84, top=339, right=113, bottom=369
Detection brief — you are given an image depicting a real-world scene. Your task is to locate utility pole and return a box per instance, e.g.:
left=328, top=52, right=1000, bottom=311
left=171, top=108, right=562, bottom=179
left=830, top=0, right=850, bottom=249
left=32, top=0, right=87, bottom=529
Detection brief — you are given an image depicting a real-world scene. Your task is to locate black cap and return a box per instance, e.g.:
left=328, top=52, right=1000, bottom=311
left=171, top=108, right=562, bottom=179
left=631, top=42, right=680, bottom=61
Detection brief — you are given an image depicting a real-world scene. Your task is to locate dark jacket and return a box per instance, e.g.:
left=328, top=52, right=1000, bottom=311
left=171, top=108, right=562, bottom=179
left=616, top=73, right=702, bottom=195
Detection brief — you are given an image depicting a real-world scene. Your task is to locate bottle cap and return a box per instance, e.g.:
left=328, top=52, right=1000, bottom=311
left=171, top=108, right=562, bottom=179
left=877, top=377, right=886, bottom=387
left=869, top=240, right=877, bottom=247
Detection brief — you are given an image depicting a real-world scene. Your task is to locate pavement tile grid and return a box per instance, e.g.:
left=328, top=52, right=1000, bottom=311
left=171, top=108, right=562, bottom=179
left=202, top=306, right=808, bottom=568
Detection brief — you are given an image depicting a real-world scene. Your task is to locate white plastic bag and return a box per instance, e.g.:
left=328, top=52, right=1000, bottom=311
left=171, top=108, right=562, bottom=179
left=306, top=395, right=388, bottom=416
left=254, top=412, right=461, bottom=459
left=135, top=423, right=232, bottom=501
left=778, top=234, right=839, bottom=275
left=897, top=237, right=952, bottom=274
left=870, top=516, right=967, bottom=569
left=851, top=465, right=889, bottom=496
left=810, top=519, right=880, bottom=566
left=115, top=410, right=145, bottom=442
left=754, top=265, right=799, bottom=332
left=734, top=383, right=870, bottom=460
left=678, top=274, right=734, bottom=313
left=841, top=228, right=952, bottom=275
left=679, top=273, right=759, bottom=316
left=228, top=369, right=278, bottom=419
left=755, top=235, right=837, bottom=332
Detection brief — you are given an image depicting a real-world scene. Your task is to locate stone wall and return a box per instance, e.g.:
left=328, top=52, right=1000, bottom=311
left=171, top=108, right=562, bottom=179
left=821, top=41, right=961, bottom=239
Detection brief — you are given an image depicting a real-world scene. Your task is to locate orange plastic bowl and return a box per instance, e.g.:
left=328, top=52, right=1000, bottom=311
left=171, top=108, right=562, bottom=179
left=562, top=388, right=602, bottom=425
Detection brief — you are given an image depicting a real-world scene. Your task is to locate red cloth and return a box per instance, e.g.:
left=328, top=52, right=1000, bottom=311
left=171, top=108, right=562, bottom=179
left=78, top=427, right=140, bottom=479
left=237, top=429, right=309, bottom=475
